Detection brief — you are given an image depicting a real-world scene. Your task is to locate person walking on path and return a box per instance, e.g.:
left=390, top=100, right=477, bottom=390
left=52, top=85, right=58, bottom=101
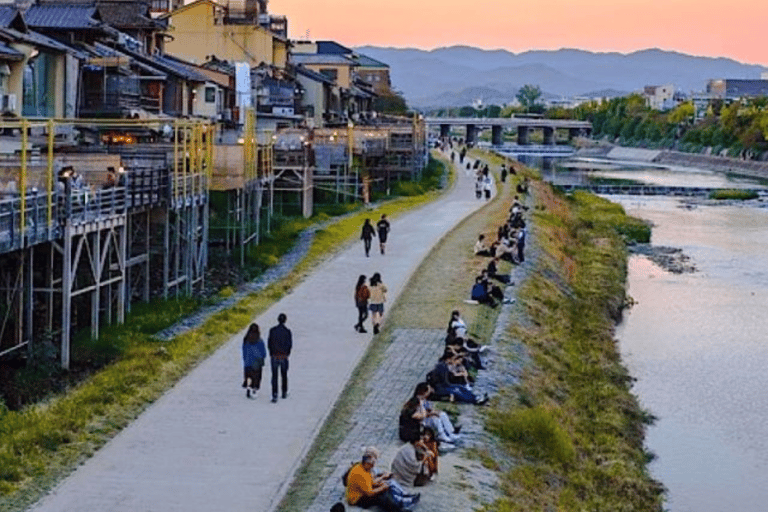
left=242, top=323, right=266, bottom=399
left=354, top=275, right=370, bottom=333
left=268, top=313, right=293, bottom=402
left=376, top=214, right=391, bottom=255
left=368, top=273, right=387, bottom=334
left=483, top=174, right=492, bottom=200
left=360, top=218, right=376, bottom=257
left=500, top=164, right=508, bottom=182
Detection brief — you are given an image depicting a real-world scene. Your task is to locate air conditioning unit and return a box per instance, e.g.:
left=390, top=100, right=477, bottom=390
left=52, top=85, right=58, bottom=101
left=1, top=93, right=16, bottom=113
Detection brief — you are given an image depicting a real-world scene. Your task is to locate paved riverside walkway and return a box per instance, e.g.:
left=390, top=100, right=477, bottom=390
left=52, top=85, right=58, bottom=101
left=29, top=156, right=490, bottom=512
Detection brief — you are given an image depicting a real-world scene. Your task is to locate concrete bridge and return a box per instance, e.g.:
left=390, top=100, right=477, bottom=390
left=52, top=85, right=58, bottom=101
left=425, top=117, right=592, bottom=146
left=555, top=183, right=767, bottom=197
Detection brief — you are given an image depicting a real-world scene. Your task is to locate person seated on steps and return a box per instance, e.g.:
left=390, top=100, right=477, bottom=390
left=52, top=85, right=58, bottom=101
left=399, top=382, right=461, bottom=448
left=427, top=353, right=488, bottom=405
left=344, top=447, right=420, bottom=512
left=391, top=436, right=434, bottom=488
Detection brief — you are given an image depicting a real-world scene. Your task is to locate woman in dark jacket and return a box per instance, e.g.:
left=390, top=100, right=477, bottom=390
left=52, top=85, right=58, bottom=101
left=354, top=274, right=370, bottom=333
left=242, top=323, right=266, bottom=399
left=360, top=218, right=376, bottom=257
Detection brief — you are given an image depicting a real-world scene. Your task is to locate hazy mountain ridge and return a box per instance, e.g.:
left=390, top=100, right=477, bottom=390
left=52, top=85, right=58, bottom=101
left=355, top=45, right=768, bottom=108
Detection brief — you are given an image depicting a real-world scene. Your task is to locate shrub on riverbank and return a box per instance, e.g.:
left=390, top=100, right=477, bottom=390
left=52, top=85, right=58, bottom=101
left=488, top=183, right=664, bottom=510
left=709, top=189, right=759, bottom=200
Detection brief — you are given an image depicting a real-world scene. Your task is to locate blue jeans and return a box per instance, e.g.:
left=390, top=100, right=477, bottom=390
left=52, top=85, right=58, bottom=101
left=270, top=357, right=289, bottom=398
left=434, top=384, right=477, bottom=404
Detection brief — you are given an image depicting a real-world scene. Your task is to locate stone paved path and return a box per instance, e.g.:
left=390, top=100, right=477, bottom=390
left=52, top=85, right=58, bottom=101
left=28, top=154, right=490, bottom=512
left=308, top=328, right=446, bottom=511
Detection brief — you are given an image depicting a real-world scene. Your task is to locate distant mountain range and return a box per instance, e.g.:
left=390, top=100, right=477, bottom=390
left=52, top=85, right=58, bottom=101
left=354, top=46, right=768, bottom=108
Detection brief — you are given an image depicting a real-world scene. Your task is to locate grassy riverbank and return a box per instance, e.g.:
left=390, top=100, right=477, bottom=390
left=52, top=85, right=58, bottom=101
left=485, top=184, right=663, bottom=510
left=0, top=156, right=448, bottom=510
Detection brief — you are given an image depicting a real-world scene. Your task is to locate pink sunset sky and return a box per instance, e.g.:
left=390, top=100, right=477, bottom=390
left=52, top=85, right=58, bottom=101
left=273, top=0, right=768, bottom=66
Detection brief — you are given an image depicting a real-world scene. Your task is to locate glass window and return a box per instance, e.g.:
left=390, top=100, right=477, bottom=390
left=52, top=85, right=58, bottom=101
left=319, top=68, right=338, bottom=82
left=205, top=86, right=216, bottom=103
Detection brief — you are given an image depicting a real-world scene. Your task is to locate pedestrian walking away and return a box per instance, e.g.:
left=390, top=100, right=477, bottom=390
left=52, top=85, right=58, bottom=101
left=500, top=164, right=508, bottom=182
left=241, top=323, right=266, bottom=399
left=377, top=214, right=391, bottom=255
left=360, top=218, right=376, bottom=257
left=354, top=275, right=370, bottom=333
left=483, top=175, right=492, bottom=200
left=475, top=177, right=482, bottom=199
left=267, top=313, right=293, bottom=402
left=368, top=273, right=387, bottom=335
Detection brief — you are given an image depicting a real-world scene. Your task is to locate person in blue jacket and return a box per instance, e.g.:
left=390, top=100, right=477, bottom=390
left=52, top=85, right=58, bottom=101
left=242, top=323, right=266, bottom=399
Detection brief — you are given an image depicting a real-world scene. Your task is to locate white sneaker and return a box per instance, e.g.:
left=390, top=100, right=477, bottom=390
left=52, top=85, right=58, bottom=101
left=439, top=442, right=456, bottom=453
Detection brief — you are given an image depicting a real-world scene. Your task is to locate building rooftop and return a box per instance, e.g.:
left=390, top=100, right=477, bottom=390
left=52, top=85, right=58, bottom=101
left=315, top=40, right=352, bottom=55
left=0, top=40, right=23, bottom=60
left=353, top=53, right=388, bottom=69
left=25, top=4, right=101, bottom=30
left=291, top=53, right=353, bottom=66
left=294, top=64, right=335, bottom=84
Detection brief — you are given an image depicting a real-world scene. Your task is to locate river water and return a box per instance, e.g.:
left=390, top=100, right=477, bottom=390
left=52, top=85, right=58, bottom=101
left=553, top=160, right=768, bottom=511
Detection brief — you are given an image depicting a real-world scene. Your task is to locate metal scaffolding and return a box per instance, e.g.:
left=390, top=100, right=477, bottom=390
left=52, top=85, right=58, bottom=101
left=0, top=117, right=213, bottom=369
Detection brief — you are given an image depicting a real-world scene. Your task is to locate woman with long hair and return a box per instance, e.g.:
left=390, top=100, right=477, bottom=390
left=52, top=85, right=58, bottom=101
left=242, top=323, right=266, bottom=399
left=354, top=274, right=370, bottom=333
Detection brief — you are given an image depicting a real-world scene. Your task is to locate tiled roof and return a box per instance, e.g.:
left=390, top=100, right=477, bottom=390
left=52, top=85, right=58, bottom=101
left=96, top=3, right=160, bottom=29
left=0, top=40, right=23, bottom=60
left=0, top=27, right=74, bottom=53
left=25, top=4, right=100, bottom=29
left=0, top=6, right=17, bottom=28
left=120, top=46, right=209, bottom=81
left=294, top=65, right=334, bottom=84
left=353, top=53, right=388, bottom=69
left=153, top=54, right=209, bottom=82
left=291, top=53, right=353, bottom=66
left=316, top=40, right=352, bottom=55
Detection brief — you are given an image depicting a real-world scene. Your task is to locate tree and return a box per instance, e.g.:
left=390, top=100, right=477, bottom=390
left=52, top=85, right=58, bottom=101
left=516, top=84, right=542, bottom=112
left=373, top=90, right=407, bottom=114
left=668, top=102, right=695, bottom=125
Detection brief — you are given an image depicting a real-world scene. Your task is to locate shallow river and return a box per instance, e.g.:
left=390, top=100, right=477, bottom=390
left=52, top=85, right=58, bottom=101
left=564, top=163, right=768, bottom=511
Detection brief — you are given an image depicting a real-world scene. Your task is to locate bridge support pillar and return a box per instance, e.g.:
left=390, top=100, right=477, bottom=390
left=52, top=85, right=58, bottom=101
left=440, top=124, right=450, bottom=138
left=466, top=124, right=476, bottom=144
left=491, top=125, right=503, bottom=146
left=517, top=126, right=530, bottom=146
left=543, top=126, right=555, bottom=145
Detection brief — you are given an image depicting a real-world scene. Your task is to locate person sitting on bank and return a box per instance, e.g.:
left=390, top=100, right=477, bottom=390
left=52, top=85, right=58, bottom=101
left=471, top=276, right=497, bottom=308
left=428, top=353, right=488, bottom=405
left=391, top=436, right=434, bottom=488
left=415, top=427, right=439, bottom=477
left=399, top=382, right=461, bottom=447
left=494, top=235, right=517, bottom=263
left=346, top=450, right=419, bottom=511
left=486, top=257, right=511, bottom=284
left=474, top=234, right=492, bottom=256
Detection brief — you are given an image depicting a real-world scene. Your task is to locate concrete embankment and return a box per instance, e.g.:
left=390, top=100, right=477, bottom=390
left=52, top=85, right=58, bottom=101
left=655, top=151, right=768, bottom=180
left=577, top=144, right=768, bottom=181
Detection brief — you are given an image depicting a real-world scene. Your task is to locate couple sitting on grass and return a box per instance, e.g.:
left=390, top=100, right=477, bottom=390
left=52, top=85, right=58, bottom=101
left=470, top=270, right=511, bottom=308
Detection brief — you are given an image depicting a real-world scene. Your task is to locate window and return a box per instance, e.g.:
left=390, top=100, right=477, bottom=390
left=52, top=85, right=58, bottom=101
left=319, top=68, right=338, bottom=82
left=205, top=86, right=216, bottom=103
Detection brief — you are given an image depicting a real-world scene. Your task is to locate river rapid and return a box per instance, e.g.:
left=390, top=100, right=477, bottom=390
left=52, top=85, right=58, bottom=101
left=555, top=160, right=768, bottom=511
